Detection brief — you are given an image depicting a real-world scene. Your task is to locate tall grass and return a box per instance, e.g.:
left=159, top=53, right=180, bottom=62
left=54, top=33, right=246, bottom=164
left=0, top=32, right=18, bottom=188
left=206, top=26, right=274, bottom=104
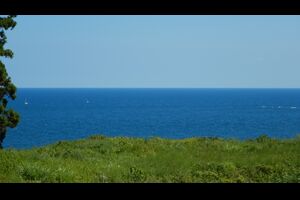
left=0, top=134, right=299, bottom=183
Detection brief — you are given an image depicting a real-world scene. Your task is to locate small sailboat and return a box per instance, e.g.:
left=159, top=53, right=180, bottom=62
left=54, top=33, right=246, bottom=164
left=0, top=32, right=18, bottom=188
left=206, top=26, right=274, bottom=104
left=86, top=99, right=89, bottom=104
left=24, top=99, right=28, bottom=105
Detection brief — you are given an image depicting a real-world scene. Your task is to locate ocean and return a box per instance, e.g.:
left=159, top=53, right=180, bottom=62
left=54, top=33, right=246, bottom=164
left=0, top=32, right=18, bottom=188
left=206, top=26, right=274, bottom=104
left=4, top=88, right=300, bottom=149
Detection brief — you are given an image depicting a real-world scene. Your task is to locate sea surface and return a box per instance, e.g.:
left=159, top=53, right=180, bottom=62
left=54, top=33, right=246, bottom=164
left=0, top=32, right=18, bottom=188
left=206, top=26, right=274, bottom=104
left=4, top=88, right=300, bottom=149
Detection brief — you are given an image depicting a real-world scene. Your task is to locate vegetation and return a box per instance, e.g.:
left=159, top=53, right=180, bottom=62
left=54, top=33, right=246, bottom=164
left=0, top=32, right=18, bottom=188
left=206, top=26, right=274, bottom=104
left=0, top=134, right=299, bottom=183
left=0, top=15, right=20, bottom=149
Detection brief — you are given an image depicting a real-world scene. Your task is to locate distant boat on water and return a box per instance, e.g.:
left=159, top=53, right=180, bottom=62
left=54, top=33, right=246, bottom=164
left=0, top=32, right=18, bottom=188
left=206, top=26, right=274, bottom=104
left=24, top=99, right=28, bottom=105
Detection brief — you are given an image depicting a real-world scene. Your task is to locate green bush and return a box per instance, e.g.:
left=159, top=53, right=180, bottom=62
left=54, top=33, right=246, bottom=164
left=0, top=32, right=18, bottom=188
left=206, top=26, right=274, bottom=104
left=256, top=134, right=272, bottom=143
left=89, top=135, right=106, bottom=140
left=125, top=166, right=146, bottom=182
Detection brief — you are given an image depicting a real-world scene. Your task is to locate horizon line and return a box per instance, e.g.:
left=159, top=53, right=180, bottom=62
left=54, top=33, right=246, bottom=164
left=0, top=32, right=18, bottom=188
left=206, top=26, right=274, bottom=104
left=17, top=87, right=300, bottom=89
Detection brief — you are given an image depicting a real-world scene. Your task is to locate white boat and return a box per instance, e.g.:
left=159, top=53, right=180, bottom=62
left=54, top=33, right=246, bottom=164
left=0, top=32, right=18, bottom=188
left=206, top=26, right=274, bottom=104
left=24, top=99, right=28, bottom=105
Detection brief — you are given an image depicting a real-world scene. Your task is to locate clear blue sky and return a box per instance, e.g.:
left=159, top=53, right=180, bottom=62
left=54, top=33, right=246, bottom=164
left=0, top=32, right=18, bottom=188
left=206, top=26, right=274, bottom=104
left=4, top=15, right=300, bottom=88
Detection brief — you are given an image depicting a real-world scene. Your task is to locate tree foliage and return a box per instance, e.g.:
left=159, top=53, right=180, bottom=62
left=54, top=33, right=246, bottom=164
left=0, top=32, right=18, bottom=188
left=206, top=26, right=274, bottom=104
left=0, top=15, right=19, bottom=148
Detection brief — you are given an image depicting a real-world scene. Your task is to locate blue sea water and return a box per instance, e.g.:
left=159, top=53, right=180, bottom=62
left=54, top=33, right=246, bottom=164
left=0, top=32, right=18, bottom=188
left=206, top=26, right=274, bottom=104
left=3, top=88, right=300, bottom=149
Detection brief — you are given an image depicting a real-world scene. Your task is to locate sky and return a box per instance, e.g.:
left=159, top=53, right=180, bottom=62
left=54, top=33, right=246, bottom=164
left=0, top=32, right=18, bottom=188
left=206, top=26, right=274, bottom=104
left=3, top=15, right=300, bottom=88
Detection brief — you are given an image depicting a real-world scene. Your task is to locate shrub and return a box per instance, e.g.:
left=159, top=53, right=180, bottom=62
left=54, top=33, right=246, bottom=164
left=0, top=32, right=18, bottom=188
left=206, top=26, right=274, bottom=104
left=18, top=164, right=74, bottom=183
left=256, top=134, right=272, bottom=143
left=194, top=171, right=220, bottom=183
left=19, top=165, right=50, bottom=182
left=125, top=166, right=146, bottom=182
left=89, top=135, right=106, bottom=140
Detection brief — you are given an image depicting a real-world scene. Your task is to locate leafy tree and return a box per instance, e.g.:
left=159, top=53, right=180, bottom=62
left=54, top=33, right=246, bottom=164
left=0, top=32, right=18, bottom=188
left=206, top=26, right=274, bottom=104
left=0, top=15, right=19, bottom=149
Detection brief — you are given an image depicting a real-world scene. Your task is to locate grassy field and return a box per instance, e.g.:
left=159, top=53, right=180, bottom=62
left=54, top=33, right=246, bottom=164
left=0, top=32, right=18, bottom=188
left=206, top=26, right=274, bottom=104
left=0, top=134, right=299, bottom=183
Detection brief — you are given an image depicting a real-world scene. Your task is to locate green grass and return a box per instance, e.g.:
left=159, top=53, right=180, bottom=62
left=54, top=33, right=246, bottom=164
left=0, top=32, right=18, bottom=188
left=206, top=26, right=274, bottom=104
left=0, top=134, right=299, bottom=183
